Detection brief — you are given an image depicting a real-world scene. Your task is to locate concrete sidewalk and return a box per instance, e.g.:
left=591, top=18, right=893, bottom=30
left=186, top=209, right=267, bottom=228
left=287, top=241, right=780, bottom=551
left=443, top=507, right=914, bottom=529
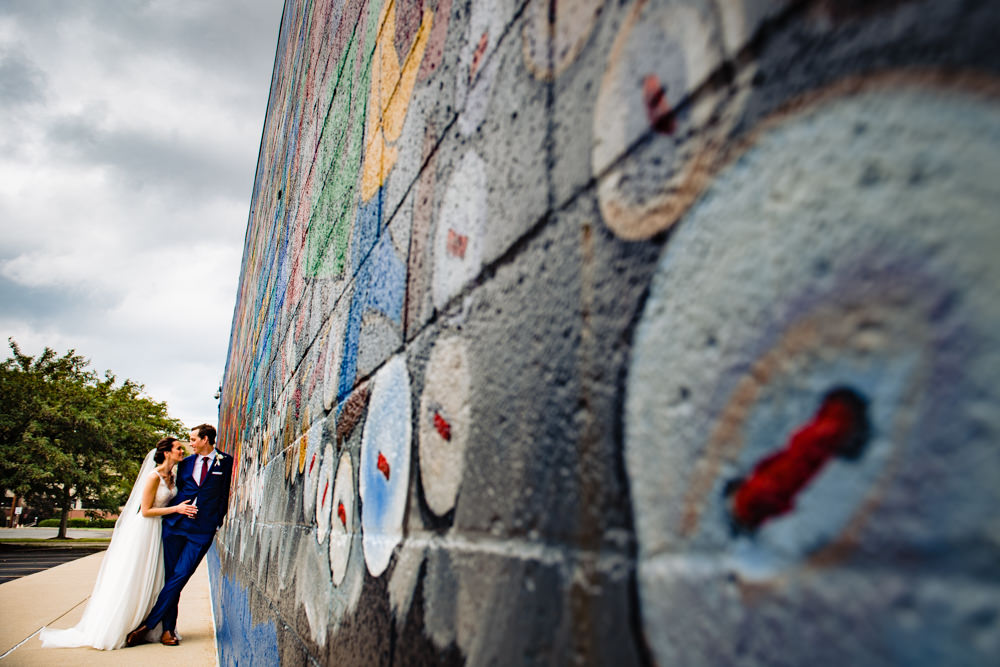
left=0, top=550, right=218, bottom=665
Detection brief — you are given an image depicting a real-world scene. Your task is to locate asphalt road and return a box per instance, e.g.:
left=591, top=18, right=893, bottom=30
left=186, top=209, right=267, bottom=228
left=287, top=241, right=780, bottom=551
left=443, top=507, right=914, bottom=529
left=0, top=544, right=107, bottom=585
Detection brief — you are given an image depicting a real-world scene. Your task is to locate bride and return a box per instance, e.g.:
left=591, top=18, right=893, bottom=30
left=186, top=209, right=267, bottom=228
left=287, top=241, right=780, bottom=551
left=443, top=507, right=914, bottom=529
left=39, top=437, right=197, bottom=650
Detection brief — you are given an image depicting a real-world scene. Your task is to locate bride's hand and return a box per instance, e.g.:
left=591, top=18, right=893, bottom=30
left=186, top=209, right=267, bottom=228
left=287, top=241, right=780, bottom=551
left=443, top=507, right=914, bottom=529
left=173, top=500, right=198, bottom=517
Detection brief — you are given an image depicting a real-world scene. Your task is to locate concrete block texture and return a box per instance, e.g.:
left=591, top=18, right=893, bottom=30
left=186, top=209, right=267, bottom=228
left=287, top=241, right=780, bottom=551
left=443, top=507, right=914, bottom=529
left=215, top=0, right=1000, bottom=664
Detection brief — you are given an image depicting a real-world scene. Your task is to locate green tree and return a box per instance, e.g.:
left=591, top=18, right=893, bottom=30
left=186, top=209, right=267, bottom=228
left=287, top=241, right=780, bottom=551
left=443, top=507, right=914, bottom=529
left=0, top=339, right=185, bottom=538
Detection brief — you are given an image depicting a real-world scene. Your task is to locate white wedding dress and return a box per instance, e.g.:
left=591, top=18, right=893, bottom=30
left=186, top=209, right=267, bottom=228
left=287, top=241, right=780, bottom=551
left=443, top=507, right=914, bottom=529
left=40, top=450, right=176, bottom=650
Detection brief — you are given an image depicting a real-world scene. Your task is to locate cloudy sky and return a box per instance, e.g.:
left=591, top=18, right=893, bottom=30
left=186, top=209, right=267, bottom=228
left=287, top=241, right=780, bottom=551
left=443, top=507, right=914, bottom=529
left=0, top=1, right=285, bottom=428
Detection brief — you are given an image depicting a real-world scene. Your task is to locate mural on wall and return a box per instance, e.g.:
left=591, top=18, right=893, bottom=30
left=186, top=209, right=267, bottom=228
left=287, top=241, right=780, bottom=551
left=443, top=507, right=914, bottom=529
left=626, top=79, right=1000, bottom=665
left=330, top=450, right=355, bottom=585
left=431, top=150, right=487, bottom=309
left=213, top=0, right=1000, bottom=664
left=359, top=354, right=412, bottom=576
left=590, top=0, right=770, bottom=240
left=522, top=0, right=604, bottom=80
left=418, top=335, right=470, bottom=516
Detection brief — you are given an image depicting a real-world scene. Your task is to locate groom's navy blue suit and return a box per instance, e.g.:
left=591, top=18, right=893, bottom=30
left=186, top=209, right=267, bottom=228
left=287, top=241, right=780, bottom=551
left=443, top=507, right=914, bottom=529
left=143, top=450, right=232, bottom=633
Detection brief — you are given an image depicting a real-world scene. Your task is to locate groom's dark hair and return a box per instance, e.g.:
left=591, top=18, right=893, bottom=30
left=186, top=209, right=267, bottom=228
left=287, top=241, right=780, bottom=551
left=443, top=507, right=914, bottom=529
left=192, top=423, right=216, bottom=446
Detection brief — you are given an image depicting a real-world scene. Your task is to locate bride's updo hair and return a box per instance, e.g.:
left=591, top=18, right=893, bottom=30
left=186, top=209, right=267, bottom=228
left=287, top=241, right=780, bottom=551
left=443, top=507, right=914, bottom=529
left=153, top=437, right=178, bottom=464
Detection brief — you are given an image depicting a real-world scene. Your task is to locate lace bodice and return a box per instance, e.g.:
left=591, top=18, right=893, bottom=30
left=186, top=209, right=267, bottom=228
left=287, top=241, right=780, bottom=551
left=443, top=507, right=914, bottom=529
left=151, top=472, right=178, bottom=508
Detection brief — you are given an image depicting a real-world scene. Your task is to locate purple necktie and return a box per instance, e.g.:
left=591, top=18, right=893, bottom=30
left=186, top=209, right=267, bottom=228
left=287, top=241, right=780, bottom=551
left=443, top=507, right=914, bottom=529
left=198, top=457, right=210, bottom=485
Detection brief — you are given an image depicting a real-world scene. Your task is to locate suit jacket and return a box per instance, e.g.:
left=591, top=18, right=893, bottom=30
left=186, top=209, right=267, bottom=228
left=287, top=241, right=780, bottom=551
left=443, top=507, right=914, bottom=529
left=163, top=451, right=233, bottom=546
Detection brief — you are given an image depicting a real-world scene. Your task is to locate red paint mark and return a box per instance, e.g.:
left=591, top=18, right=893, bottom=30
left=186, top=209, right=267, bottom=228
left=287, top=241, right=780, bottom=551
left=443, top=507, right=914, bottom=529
left=308, top=452, right=317, bottom=475
left=321, top=480, right=329, bottom=509
left=310, top=346, right=326, bottom=385
left=377, top=451, right=391, bottom=480
left=446, top=229, right=468, bottom=259
left=470, top=31, right=489, bottom=81
left=337, top=501, right=347, bottom=527
left=433, top=411, right=452, bottom=441
left=642, top=74, right=676, bottom=135
left=727, top=388, right=870, bottom=531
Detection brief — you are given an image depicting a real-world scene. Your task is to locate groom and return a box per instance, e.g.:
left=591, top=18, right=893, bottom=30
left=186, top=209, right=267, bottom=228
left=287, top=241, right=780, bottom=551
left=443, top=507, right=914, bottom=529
left=127, top=423, right=232, bottom=646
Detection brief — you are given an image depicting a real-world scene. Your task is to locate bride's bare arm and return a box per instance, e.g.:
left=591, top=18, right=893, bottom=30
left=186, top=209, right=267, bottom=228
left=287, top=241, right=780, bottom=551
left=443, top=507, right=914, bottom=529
left=139, top=474, right=197, bottom=518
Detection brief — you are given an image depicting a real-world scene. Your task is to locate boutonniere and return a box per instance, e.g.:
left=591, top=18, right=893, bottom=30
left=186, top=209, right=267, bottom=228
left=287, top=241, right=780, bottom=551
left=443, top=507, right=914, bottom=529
left=213, top=453, right=223, bottom=466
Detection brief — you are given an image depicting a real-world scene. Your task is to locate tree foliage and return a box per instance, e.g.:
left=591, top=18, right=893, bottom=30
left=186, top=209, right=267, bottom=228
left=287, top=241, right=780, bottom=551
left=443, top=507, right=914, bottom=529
left=0, top=339, right=185, bottom=537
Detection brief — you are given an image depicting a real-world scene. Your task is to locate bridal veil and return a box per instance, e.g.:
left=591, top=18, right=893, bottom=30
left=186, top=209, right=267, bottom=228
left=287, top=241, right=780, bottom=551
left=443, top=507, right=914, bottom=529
left=39, top=449, right=168, bottom=650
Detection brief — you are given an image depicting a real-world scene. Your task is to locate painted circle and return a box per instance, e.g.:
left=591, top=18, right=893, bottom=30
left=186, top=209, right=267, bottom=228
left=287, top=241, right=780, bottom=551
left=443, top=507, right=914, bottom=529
left=329, top=451, right=355, bottom=586
left=315, top=442, right=335, bottom=544
left=418, top=336, right=471, bottom=515
left=522, top=0, right=605, bottom=80
left=455, top=1, right=502, bottom=136
left=625, top=84, right=1000, bottom=664
left=592, top=2, right=724, bottom=240
left=432, top=150, right=487, bottom=310
left=323, top=305, right=350, bottom=411
left=281, top=397, right=295, bottom=481
left=301, top=419, right=324, bottom=521
left=359, top=354, right=413, bottom=577
left=249, top=465, right=264, bottom=535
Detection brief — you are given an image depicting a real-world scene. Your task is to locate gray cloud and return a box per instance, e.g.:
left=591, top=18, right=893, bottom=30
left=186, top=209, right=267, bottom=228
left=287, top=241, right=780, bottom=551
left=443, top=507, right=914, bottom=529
left=0, top=0, right=283, bottom=425
left=47, top=113, right=252, bottom=201
left=0, top=50, right=47, bottom=108
left=0, top=274, right=111, bottom=328
left=0, top=1, right=280, bottom=94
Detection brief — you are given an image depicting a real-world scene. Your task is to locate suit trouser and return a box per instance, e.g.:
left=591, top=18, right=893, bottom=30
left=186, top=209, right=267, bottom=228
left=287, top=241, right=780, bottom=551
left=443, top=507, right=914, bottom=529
left=143, top=533, right=213, bottom=632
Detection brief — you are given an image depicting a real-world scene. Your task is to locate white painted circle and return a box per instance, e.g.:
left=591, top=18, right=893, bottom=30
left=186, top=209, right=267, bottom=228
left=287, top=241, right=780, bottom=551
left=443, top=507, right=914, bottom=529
left=522, top=0, right=605, bottom=80
left=418, top=336, right=471, bottom=515
left=455, top=1, right=503, bottom=135
left=625, top=84, right=1000, bottom=664
left=592, top=2, right=724, bottom=240
left=301, top=419, right=324, bottom=522
left=432, top=150, right=487, bottom=310
left=359, top=355, right=412, bottom=576
left=329, top=451, right=355, bottom=586
left=315, top=442, right=335, bottom=544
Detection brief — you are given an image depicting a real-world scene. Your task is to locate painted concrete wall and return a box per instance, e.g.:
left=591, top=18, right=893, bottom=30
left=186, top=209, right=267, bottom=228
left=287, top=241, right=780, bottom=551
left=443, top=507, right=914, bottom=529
left=213, top=0, right=1000, bottom=664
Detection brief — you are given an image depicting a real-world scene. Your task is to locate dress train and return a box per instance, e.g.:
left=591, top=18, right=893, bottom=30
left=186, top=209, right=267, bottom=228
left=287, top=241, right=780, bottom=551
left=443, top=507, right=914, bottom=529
left=39, top=451, right=174, bottom=650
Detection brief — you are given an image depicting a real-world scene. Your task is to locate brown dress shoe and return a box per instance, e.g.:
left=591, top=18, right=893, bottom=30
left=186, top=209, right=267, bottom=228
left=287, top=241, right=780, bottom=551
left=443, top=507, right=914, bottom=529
left=160, top=630, right=179, bottom=646
left=125, top=624, right=149, bottom=647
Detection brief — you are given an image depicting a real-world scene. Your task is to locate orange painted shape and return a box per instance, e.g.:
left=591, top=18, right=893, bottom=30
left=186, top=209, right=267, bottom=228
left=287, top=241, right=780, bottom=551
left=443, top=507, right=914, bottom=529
left=298, top=434, right=308, bottom=474
left=361, top=2, right=435, bottom=201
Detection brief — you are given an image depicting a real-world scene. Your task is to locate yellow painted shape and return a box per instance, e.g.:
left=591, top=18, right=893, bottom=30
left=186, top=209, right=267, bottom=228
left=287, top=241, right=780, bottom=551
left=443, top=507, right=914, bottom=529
left=361, top=0, right=434, bottom=201
left=298, top=432, right=308, bottom=474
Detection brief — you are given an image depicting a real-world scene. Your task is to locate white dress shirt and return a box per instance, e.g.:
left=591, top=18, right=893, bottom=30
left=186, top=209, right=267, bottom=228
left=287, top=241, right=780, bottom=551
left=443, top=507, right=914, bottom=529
left=195, top=448, right=217, bottom=486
